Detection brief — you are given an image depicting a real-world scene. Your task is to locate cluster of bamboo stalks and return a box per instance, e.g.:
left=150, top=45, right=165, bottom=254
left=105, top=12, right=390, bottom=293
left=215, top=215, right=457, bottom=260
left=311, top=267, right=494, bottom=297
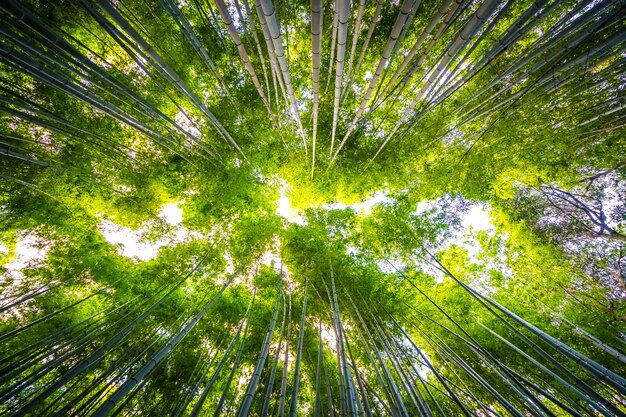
left=1, top=0, right=623, bottom=179
left=1, top=0, right=625, bottom=415
left=2, top=244, right=625, bottom=416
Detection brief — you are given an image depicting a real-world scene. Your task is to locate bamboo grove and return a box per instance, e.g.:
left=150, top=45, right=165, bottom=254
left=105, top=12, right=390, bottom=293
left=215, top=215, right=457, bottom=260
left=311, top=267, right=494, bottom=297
left=0, top=0, right=625, bottom=415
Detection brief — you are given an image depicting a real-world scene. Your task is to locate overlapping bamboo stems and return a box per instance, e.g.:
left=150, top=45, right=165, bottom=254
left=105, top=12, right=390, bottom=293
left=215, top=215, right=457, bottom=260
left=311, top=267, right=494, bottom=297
left=180, top=340, right=226, bottom=416
left=0, top=92, right=151, bottom=168
left=366, top=311, right=419, bottom=416
left=277, top=293, right=292, bottom=417
left=0, top=82, right=146, bottom=164
left=340, top=0, right=365, bottom=104
left=61, top=308, right=192, bottom=416
left=189, top=313, right=251, bottom=417
left=0, top=273, right=65, bottom=314
left=88, top=3, right=222, bottom=145
left=253, top=0, right=289, bottom=109
left=541, top=43, right=626, bottom=97
left=0, top=146, right=49, bottom=172
left=91, top=269, right=241, bottom=417
left=344, top=283, right=408, bottom=415
left=206, top=0, right=230, bottom=47
left=330, top=0, right=350, bottom=157
left=1, top=323, right=115, bottom=408
left=323, top=351, right=337, bottom=416
left=399, top=215, right=626, bottom=415
left=0, top=38, right=191, bottom=160
left=326, top=300, right=347, bottom=415
left=325, top=2, right=339, bottom=93
left=483, top=296, right=626, bottom=397
left=0, top=5, right=218, bottom=163
left=169, top=339, right=224, bottom=417
left=345, top=293, right=406, bottom=416
left=288, top=276, right=308, bottom=416
left=391, top=345, right=439, bottom=417
left=460, top=0, right=598, bottom=112
left=399, top=304, right=540, bottom=416
left=348, top=0, right=383, bottom=101
left=480, top=323, right=611, bottom=417
left=418, top=246, right=626, bottom=416
left=344, top=335, right=372, bottom=417
left=160, top=0, right=229, bottom=91
left=0, top=284, right=108, bottom=343
left=86, top=0, right=246, bottom=158
left=413, top=316, right=548, bottom=417
left=311, top=0, right=323, bottom=178
left=452, top=14, right=625, bottom=158
left=45, top=345, right=142, bottom=416
left=423, top=0, right=561, bottom=115
left=373, top=0, right=500, bottom=161
left=425, top=0, right=516, bottom=103
left=346, top=333, right=389, bottom=416
left=13, top=256, right=216, bottom=416
left=538, top=301, right=626, bottom=365
left=0, top=0, right=212, bottom=159
left=388, top=320, right=477, bottom=417
left=456, top=0, right=618, bottom=124
left=0, top=138, right=135, bottom=195
left=0, top=300, right=126, bottom=381
left=95, top=0, right=213, bottom=107
left=0, top=57, right=182, bottom=166
left=392, top=335, right=466, bottom=417
left=169, top=352, right=208, bottom=416
left=310, top=284, right=338, bottom=415
left=513, top=63, right=626, bottom=153
left=325, top=264, right=358, bottom=416
left=426, top=0, right=514, bottom=97
left=237, top=287, right=282, bottom=416
left=0, top=135, right=64, bottom=170
left=314, top=319, right=324, bottom=417
left=117, top=0, right=170, bottom=55
left=57, top=345, right=147, bottom=415
left=371, top=320, right=432, bottom=416
left=463, top=43, right=621, bottom=132
left=242, top=0, right=271, bottom=103
left=5, top=314, right=156, bottom=414
left=0, top=311, right=115, bottom=409
left=441, top=57, right=623, bottom=161
left=260, top=278, right=287, bottom=416
left=258, top=0, right=307, bottom=152
left=333, top=0, right=418, bottom=164
left=382, top=260, right=588, bottom=416
left=379, top=0, right=623, bottom=159
left=390, top=267, right=557, bottom=416
left=10, top=133, right=54, bottom=172
left=370, top=0, right=423, bottom=106
left=19, top=322, right=137, bottom=407
left=214, top=312, right=251, bottom=417
left=214, top=0, right=281, bottom=132
left=499, top=363, right=590, bottom=417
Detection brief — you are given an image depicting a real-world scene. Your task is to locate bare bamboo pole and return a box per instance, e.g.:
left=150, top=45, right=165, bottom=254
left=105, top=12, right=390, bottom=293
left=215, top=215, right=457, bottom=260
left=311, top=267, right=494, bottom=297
left=311, top=0, right=323, bottom=178
left=330, top=0, right=350, bottom=156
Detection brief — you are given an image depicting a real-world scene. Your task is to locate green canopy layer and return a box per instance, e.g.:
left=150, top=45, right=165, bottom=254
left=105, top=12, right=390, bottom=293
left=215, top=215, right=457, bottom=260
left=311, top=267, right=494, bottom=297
left=0, top=0, right=625, bottom=415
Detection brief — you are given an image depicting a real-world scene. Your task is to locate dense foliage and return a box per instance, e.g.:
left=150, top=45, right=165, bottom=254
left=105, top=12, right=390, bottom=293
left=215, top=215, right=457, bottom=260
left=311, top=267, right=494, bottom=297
left=0, top=0, right=625, bottom=416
